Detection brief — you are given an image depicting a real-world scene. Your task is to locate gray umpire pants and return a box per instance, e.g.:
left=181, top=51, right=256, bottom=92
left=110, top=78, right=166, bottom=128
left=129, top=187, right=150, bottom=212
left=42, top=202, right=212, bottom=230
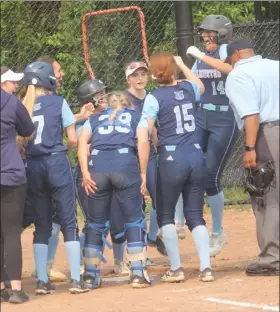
left=251, top=124, right=279, bottom=268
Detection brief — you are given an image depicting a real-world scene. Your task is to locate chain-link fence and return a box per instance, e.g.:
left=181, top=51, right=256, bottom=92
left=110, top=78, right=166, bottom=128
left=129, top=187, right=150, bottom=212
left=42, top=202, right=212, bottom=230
left=1, top=1, right=279, bottom=206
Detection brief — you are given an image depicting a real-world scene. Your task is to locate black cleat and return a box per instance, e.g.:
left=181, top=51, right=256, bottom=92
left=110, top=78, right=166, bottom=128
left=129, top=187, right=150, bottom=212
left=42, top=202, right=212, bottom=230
left=130, top=274, right=151, bottom=288
left=4, top=280, right=11, bottom=289
left=160, top=267, right=185, bottom=283
left=147, top=236, right=157, bottom=248
left=199, top=268, right=215, bottom=282
left=9, top=290, right=29, bottom=304
left=1, top=288, right=10, bottom=303
left=69, top=279, right=89, bottom=294
left=35, top=280, right=56, bottom=295
left=83, top=275, right=102, bottom=290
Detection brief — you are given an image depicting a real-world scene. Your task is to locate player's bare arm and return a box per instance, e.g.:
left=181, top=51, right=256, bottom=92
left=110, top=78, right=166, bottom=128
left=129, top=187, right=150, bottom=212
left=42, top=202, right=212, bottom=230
left=187, top=46, right=233, bottom=75
left=137, top=119, right=154, bottom=195
left=64, top=123, right=77, bottom=150
left=77, top=127, right=97, bottom=194
left=174, top=56, right=205, bottom=94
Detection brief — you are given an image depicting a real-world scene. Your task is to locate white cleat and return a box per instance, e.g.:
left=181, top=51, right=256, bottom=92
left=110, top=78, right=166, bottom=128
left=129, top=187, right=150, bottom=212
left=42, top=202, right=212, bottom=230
left=31, top=262, right=68, bottom=282
left=175, top=221, right=186, bottom=240
left=113, top=260, right=130, bottom=275
left=210, top=232, right=228, bottom=257
left=80, top=263, right=85, bottom=276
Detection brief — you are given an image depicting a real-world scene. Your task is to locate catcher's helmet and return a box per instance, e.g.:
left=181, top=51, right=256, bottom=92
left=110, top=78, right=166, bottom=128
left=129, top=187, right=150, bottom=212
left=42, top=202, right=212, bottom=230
left=24, top=61, right=56, bottom=91
left=199, top=15, right=233, bottom=44
left=76, top=79, right=107, bottom=106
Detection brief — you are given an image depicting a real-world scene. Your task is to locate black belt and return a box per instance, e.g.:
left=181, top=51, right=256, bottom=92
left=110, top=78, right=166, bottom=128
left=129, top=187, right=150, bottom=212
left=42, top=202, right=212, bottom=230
left=261, top=120, right=279, bottom=128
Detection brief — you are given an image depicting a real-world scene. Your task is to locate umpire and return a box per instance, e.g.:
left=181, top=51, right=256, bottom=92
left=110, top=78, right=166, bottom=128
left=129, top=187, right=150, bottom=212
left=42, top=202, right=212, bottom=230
left=225, top=39, right=279, bottom=276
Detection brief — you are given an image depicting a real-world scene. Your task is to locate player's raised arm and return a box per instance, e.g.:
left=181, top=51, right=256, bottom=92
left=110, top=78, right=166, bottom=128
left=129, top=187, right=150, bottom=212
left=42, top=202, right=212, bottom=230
left=187, top=46, right=232, bottom=75
left=174, top=56, right=205, bottom=95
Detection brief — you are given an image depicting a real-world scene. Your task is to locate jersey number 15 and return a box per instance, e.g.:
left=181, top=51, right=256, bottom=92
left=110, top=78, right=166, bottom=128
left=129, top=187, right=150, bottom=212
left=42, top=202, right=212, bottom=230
left=174, top=103, right=195, bottom=134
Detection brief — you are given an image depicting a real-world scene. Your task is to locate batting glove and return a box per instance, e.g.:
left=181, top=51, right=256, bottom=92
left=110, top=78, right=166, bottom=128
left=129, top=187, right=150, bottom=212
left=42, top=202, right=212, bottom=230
left=186, top=46, right=205, bottom=61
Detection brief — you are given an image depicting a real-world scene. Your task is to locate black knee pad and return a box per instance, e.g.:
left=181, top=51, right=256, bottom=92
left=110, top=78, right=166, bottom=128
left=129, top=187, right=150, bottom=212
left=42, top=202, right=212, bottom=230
left=110, top=231, right=126, bottom=244
left=206, top=187, right=221, bottom=197
left=125, top=218, right=146, bottom=243
left=186, top=218, right=206, bottom=232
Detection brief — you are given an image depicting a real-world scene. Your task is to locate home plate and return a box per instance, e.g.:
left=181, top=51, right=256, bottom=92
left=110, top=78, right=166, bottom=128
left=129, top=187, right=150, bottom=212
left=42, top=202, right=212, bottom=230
left=202, top=297, right=279, bottom=311
left=103, top=275, right=156, bottom=283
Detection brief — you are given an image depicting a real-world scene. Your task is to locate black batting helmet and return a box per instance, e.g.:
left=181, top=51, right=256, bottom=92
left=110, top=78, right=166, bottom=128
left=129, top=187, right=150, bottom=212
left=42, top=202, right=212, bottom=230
left=24, top=61, right=56, bottom=91
left=198, top=15, right=233, bottom=44
left=75, top=79, right=106, bottom=106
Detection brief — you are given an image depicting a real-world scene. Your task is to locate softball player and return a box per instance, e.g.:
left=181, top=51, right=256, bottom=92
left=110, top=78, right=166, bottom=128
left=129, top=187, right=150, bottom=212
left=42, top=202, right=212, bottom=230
left=124, top=61, right=166, bottom=255
left=186, top=15, right=240, bottom=257
left=137, top=52, right=214, bottom=282
left=76, top=80, right=132, bottom=276
left=75, top=78, right=109, bottom=274
left=78, top=91, right=151, bottom=289
left=23, top=61, right=89, bottom=294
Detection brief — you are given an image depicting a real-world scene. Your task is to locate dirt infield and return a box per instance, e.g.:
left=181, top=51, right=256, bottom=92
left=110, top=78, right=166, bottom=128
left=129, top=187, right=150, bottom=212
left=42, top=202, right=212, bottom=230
left=2, top=208, right=279, bottom=312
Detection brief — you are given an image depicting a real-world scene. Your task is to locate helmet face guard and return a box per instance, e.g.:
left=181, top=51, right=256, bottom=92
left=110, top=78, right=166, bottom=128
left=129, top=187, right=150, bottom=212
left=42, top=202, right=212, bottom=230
left=76, top=79, right=107, bottom=106
left=198, top=15, right=233, bottom=45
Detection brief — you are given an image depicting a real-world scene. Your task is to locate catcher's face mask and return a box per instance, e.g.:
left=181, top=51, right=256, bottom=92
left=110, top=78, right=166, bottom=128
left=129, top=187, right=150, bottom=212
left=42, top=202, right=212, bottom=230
left=244, top=161, right=276, bottom=199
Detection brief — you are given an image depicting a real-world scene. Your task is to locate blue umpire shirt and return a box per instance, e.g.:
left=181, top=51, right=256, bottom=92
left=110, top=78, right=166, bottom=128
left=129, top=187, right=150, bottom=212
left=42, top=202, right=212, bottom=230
left=225, top=55, right=279, bottom=128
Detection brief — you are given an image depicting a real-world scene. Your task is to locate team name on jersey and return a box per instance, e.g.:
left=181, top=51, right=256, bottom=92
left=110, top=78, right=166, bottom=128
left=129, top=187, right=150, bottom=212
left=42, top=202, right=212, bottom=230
left=33, top=102, right=42, bottom=112
left=196, top=69, right=222, bottom=79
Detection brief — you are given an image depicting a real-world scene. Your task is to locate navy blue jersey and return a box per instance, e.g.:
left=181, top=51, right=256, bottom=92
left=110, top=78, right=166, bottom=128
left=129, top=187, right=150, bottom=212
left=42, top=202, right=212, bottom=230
left=86, top=107, right=141, bottom=151
left=196, top=46, right=229, bottom=106
left=150, top=81, right=199, bottom=147
left=124, top=90, right=148, bottom=114
left=26, top=95, right=71, bottom=156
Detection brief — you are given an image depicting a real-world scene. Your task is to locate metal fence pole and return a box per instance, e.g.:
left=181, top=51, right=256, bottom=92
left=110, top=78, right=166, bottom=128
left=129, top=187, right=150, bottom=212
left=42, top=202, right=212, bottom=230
left=254, top=2, right=263, bottom=21
left=174, top=1, right=194, bottom=69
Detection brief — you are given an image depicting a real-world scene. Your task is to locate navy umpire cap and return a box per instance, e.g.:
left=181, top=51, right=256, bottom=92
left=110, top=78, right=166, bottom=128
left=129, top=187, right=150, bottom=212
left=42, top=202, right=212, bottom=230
left=227, top=39, right=254, bottom=57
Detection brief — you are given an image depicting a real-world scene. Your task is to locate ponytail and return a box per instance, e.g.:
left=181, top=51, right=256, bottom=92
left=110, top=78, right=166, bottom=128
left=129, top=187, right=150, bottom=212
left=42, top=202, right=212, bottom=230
left=22, top=85, right=48, bottom=117
left=108, top=92, right=132, bottom=123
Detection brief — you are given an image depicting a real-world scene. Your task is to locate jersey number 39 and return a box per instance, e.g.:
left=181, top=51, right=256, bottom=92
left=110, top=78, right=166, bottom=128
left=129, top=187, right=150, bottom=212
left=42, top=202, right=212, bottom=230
left=98, top=112, right=132, bottom=135
left=174, top=103, right=195, bottom=134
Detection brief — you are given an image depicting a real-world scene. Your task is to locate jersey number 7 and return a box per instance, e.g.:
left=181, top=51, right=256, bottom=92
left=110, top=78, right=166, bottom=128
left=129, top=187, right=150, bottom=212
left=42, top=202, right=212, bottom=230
left=32, top=115, right=45, bottom=145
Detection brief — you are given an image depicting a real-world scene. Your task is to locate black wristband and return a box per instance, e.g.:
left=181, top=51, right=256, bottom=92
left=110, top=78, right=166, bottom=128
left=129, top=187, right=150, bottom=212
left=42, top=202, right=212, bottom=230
left=245, top=145, right=255, bottom=151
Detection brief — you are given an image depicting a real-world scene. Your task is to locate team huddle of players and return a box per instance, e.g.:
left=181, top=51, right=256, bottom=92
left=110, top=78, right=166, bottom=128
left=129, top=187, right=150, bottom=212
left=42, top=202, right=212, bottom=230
left=17, top=15, right=237, bottom=296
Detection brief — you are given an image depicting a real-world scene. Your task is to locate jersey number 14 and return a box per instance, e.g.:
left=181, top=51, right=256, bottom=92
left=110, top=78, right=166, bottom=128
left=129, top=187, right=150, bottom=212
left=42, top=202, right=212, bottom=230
left=211, top=80, right=225, bottom=95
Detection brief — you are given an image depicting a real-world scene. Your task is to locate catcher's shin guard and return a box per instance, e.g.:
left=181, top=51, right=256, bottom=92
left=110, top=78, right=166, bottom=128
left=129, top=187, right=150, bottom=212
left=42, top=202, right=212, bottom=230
left=83, top=245, right=103, bottom=289
left=125, top=218, right=151, bottom=286
left=83, top=221, right=111, bottom=288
